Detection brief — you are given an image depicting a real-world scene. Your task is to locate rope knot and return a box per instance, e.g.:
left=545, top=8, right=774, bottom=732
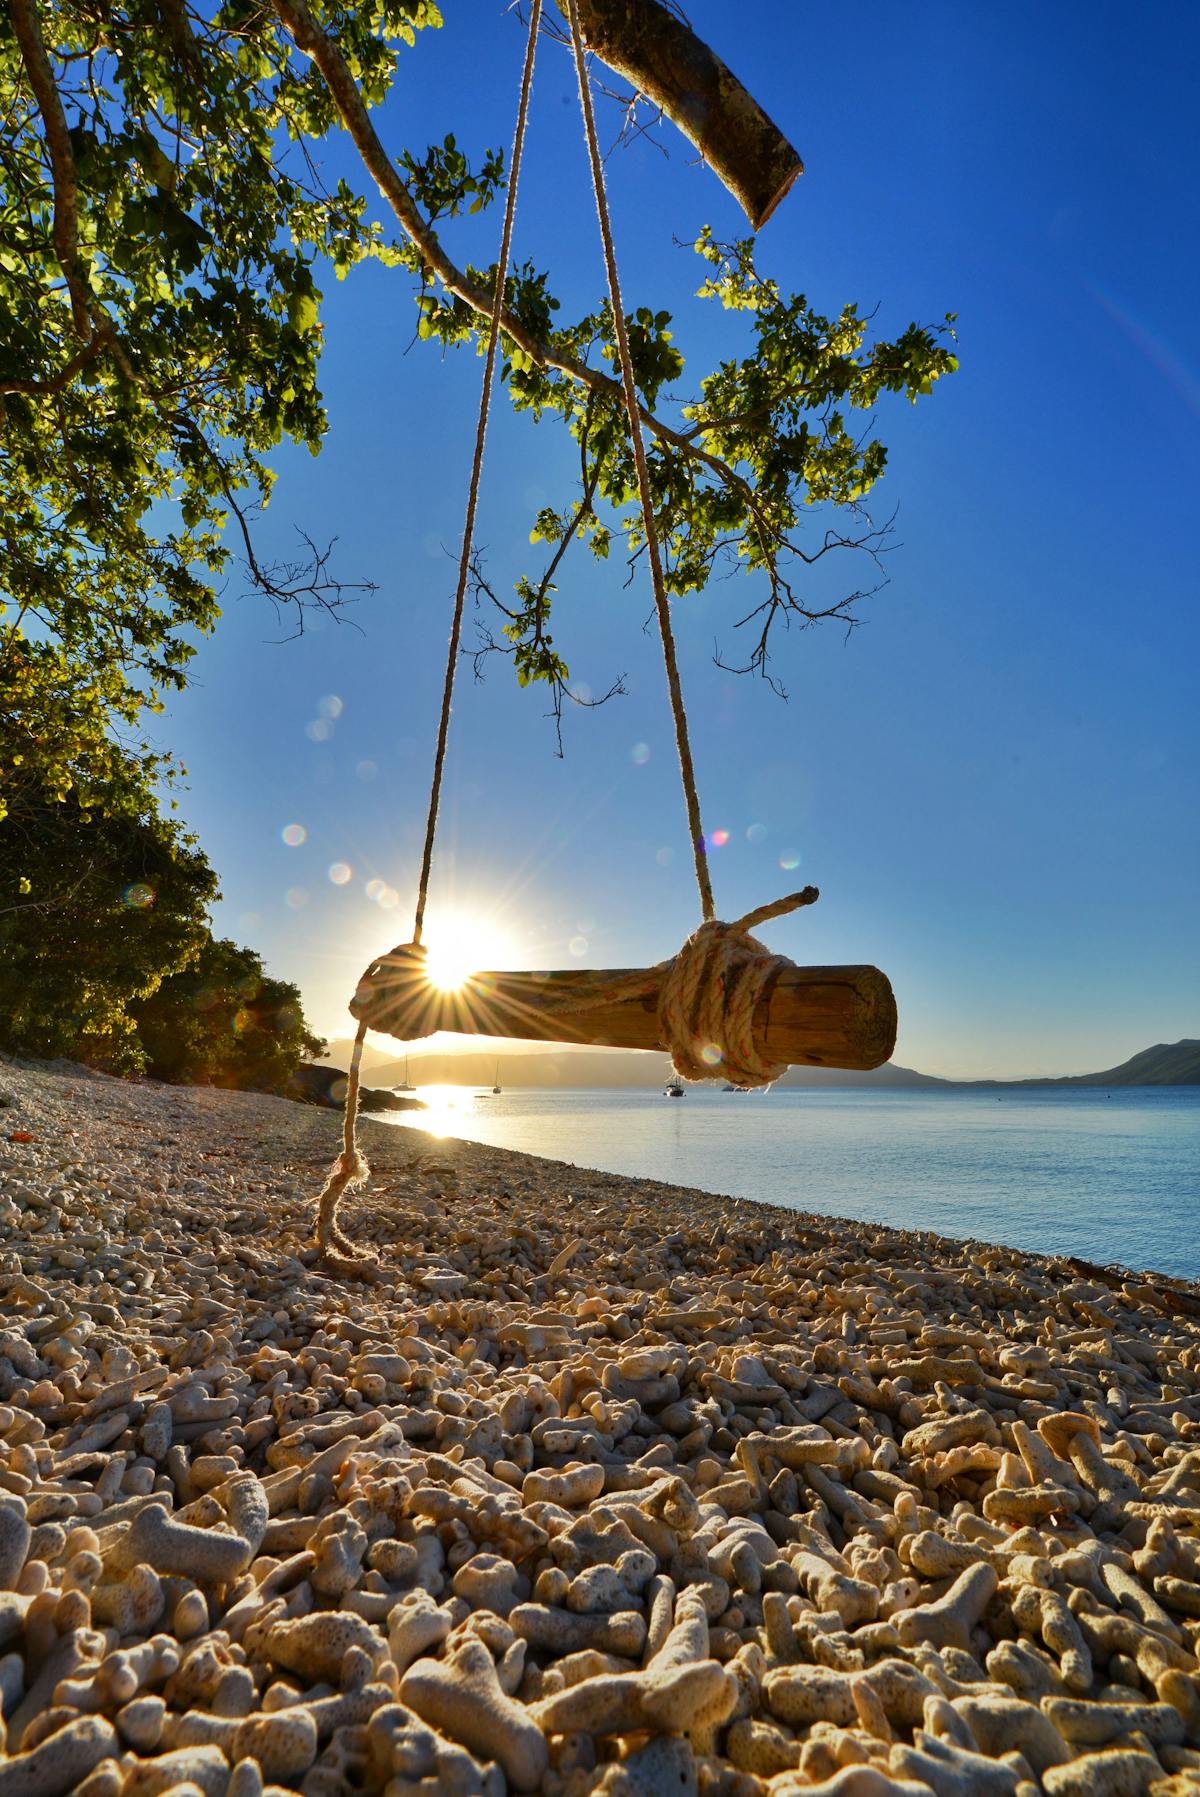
left=658, top=886, right=819, bottom=1089
left=336, top=1147, right=369, bottom=1189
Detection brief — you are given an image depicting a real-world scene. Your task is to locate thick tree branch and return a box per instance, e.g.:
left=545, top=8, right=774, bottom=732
left=565, top=0, right=802, bottom=229
left=0, top=334, right=104, bottom=395
left=8, top=0, right=93, bottom=340
left=268, top=0, right=756, bottom=509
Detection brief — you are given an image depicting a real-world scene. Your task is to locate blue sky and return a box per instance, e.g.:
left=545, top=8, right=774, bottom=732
left=160, top=1, right=1199, bottom=1078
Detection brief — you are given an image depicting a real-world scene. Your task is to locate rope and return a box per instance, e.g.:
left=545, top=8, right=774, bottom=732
left=413, top=0, right=543, bottom=950
left=563, top=2, right=817, bottom=1088
left=312, top=1015, right=371, bottom=1270
left=566, top=0, right=714, bottom=924
left=658, top=887, right=819, bottom=1085
left=313, top=0, right=543, bottom=1265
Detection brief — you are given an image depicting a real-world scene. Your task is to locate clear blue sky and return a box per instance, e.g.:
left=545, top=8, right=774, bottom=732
left=160, top=1, right=1199, bottom=1078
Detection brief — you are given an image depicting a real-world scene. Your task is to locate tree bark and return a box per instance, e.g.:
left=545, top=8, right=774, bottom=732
left=568, top=0, right=803, bottom=229
left=350, top=953, right=896, bottom=1073
left=9, top=0, right=93, bottom=339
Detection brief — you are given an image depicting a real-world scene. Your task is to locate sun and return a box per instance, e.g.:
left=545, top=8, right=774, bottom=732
left=423, top=914, right=517, bottom=991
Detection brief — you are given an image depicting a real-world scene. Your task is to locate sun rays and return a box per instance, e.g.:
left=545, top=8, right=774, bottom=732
left=422, top=913, right=521, bottom=992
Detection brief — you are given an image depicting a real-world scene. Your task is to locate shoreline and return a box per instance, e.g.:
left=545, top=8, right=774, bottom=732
left=1, top=1057, right=1199, bottom=1794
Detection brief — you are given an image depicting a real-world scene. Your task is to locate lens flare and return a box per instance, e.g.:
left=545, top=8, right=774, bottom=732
left=709, top=829, right=730, bottom=848
left=285, top=887, right=309, bottom=909
left=746, top=822, right=767, bottom=843
left=630, top=742, right=650, bottom=765
left=318, top=694, right=344, bottom=719
left=282, top=823, right=306, bottom=847
left=328, top=861, right=352, bottom=885
left=779, top=850, right=801, bottom=871
left=123, top=883, right=155, bottom=909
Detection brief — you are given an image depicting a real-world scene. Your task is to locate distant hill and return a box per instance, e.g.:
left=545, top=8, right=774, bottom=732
left=775, top=1061, right=947, bottom=1089
left=320, top=1037, right=1199, bottom=1089
left=977, top=1039, right=1200, bottom=1089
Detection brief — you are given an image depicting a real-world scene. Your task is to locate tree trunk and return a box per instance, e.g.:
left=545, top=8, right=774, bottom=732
left=351, top=953, right=895, bottom=1073
left=569, top=0, right=803, bottom=229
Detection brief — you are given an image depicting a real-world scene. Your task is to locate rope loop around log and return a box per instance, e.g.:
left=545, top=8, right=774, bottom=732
left=659, top=885, right=819, bottom=1087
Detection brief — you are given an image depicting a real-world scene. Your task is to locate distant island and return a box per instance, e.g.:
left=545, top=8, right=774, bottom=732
left=320, top=1037, right=1200, bottom=1090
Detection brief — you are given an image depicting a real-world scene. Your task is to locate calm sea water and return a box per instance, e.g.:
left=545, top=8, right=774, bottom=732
left=375, top=1086, right=1200, bottom=1281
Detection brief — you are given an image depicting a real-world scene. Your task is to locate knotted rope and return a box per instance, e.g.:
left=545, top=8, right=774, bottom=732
left=657, top=887, right=819, bottom=1086
left=521, top=884, right=819, bottom=1087
left=313, top=0, right=542, bottom=1268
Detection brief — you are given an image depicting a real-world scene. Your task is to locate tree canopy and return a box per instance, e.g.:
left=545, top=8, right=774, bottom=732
left=0, top=701, right=324, bottom=1078
left=0, top=707, right=218, bottom=1069
left=1, top=0, right=957, bottom=802
left=132, top=936, right=325, bottom=1090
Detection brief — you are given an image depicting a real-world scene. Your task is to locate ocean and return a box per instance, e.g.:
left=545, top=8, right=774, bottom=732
left=374, top=1085, right=1200, bottom=1281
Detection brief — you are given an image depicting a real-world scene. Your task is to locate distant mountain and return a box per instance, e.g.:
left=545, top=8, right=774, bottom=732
left=775, top=1061, right=948, bottom=1089
left=976, top=1039, right=1200, bottom=1089
left=321, top=1039, right=411, bottom=1077
left=320, top=1036, right=1200, bottom=1089
left=330, top=1046, right=680, bottom=1090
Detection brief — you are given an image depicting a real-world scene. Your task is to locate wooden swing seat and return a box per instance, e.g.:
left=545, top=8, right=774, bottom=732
left=350, top=945, right=896, bottom=1073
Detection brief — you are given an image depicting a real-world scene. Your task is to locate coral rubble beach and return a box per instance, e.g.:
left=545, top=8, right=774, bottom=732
left=2, top=1060, right=1200, bottom=1797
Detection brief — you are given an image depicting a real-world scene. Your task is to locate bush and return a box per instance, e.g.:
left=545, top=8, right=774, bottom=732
left=0, top=735, right=217, bottom=1072
left=132, top=937, right=325, bottom=1092
left=0, top=712, right=322, bottom=1085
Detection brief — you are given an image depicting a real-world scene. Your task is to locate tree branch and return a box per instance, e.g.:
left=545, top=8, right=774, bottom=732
left=564, top=0, right=803, bottom=229
left=268, top=0, right=757, bottom=509
left=153, top=0, right=207, bottom=93
left=8, top=0, right=94, bottom=340
left=0, top=334, right=105, bottom=396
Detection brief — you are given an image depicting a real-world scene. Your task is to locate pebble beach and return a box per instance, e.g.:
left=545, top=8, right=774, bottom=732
left=2, top=1057, right=1200, bottom=1797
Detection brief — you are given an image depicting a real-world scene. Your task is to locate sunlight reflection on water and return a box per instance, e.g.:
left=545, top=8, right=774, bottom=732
left=379, top=1086, right=1200, bottom=1280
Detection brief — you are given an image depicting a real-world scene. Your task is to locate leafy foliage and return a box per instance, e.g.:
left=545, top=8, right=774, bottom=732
left=0, top=0, right=409, bottom=800
left=451, top=240, right=957, bottom=696
left=132, top=937, right=325, bottom=1092
left=0, top=709, right=322, bottom=1082
left=0, top=715, right=217, bottom=1071
left=1, top=0, right=957, bottom=789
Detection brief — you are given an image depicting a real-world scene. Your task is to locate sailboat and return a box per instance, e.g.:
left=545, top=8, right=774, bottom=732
left=396, top=1056, right=415, bottom=1093
left=492, top=1060, right=502, bottom=1095
left=664, top=1061, right=684, bottom=1098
